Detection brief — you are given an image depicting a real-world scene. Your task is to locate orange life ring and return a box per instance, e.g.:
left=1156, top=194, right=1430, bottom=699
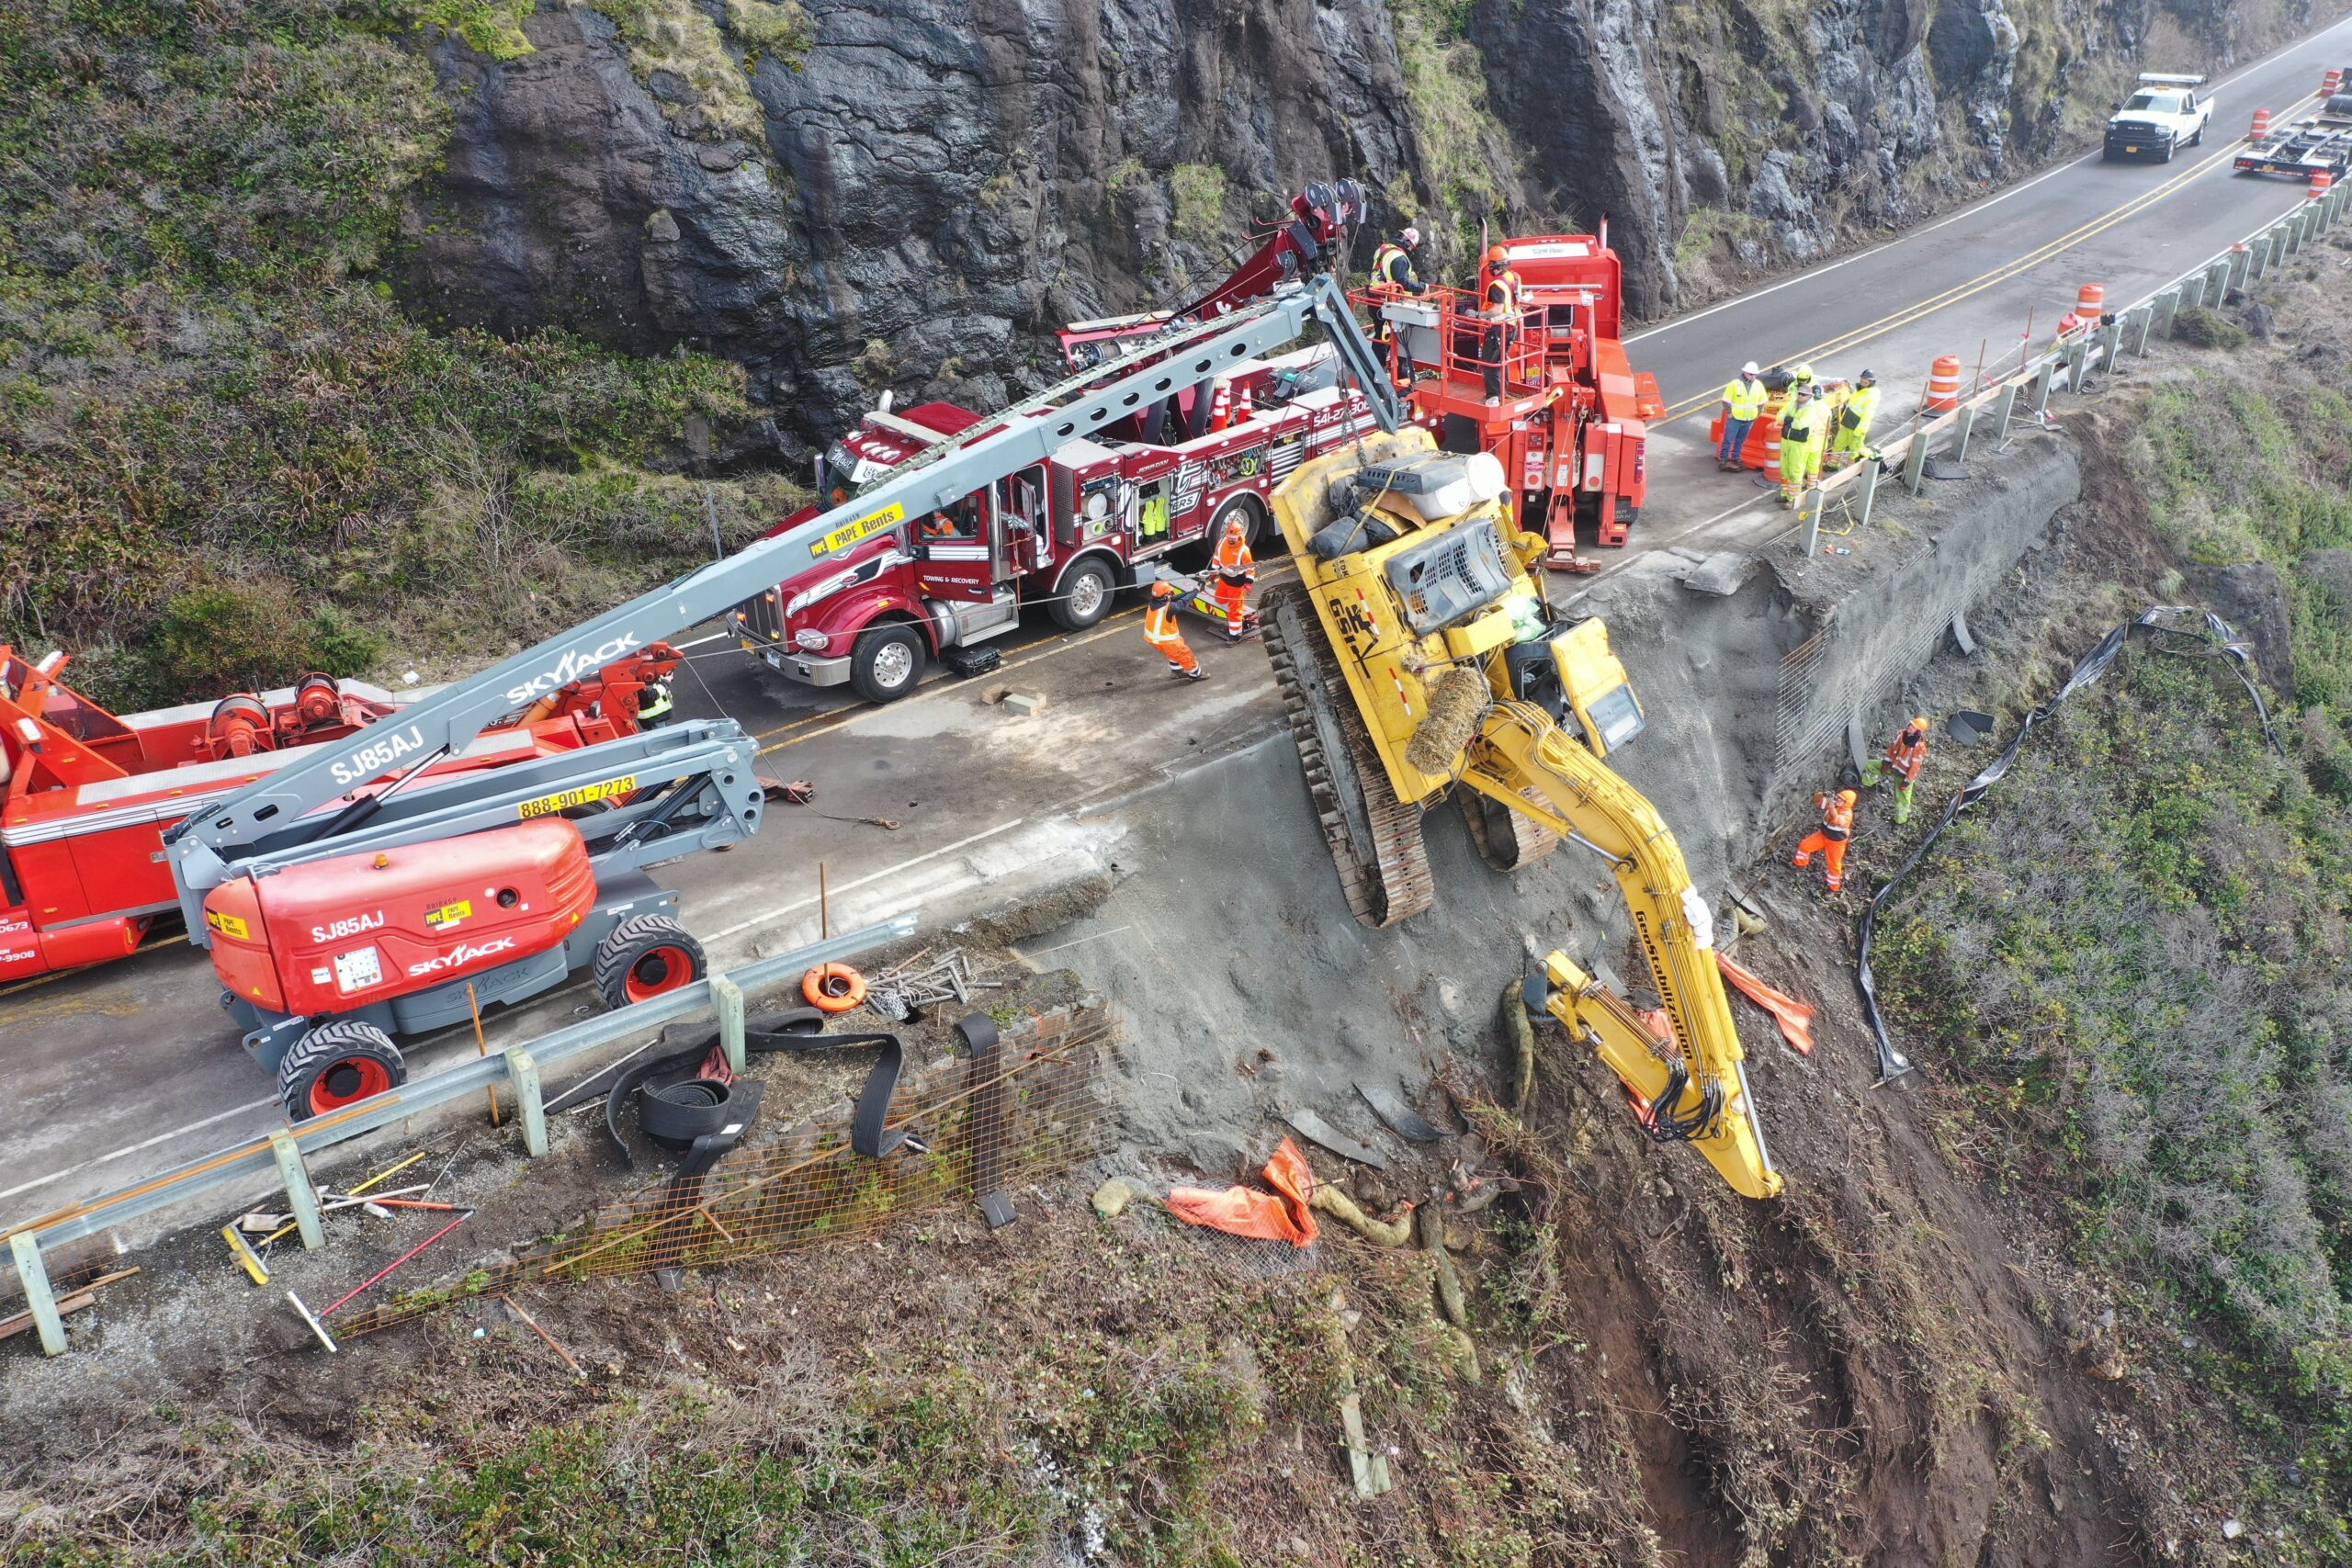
left=802, top=962, right=867, bottom=1012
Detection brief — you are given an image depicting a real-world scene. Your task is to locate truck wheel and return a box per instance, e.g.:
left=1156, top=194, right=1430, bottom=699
left=277, top=1020, right=405, bottom=1121
left=1209, top=492, right=1268, bottom=550
left=2189, top=123, right=2204, bottom=147
left=2159, top=137, right=2175, bottom=164
left=593, top=913, right=708, bottom=1009
left=1050, top=557, right=1116, bottom=631
left=849, top=624, right=926, bottom=704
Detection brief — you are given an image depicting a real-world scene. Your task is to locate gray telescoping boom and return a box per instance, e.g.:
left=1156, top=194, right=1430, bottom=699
left=165, top=275, right=1400, bottom=935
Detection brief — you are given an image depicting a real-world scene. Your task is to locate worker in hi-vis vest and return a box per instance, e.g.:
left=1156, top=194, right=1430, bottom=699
left=1866, top=716, right=1931, bottom=824
left=1792, top=789, right=1857, bottom=892
left=1827, top=368, right=1879, bottom=470
left=1369, top=227, right=1425, bottom=375
left=1718, top=361, right=1766, bottom=470
left=1480, top=244, right=1522, bottom=405
left=1208, top=517, right=1257, bottom=641
left=1144, top=569, right=1206, bottom=682
left=1778, top=383, right=1826, bottom=505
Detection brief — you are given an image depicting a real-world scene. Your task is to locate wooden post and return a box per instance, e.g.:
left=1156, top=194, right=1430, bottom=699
left=269, top=1133, right=325, bottom=1251
left=713, top=974, right=747, bottom=1076
left=505, top=1048, right=547, bottom=1157
left=7, top=1233, right=66, bottom=1357
left=468, top=983, right=500, bottom=1127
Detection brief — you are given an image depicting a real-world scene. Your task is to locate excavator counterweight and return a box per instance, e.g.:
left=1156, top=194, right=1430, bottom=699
left=1262, top=427, right=1781, bottom=1199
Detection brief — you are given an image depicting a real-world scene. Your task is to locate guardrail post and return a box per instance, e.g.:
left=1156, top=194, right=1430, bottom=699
left=1950, top=404, right=1978, bottom=464
left=268, top=1133, right=325, bottom=1251
left=2231, top=244, right=2253, bottom=290
left=1991, top=381, right=2020, bottom=443
left=712, top=975, right=747, bottom=1076
left=1853, top=457, right=1880, bottom=529
left=1801, top=489, right=1822, bottom=558
left=7, top=1233, right=68, bottom=1356
left=2150, top=288, right=2180, bottom=341
left=2126, top=304, right=2154, bottom=355
left=2031, top=356, right=2059, bottom=414
left=1902, top=430, right=1929, bottom=495
left=504, top=1048, right=547, bottom=1157
left=2096, top=318, right=2126, bottom=374
left=2064, top=336, right=2091, bottom=391
left=2177, top=275, right=2204, bottom=313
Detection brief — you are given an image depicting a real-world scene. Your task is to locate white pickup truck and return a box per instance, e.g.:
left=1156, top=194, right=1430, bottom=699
left=2103, top=73, right=2213, bottom=164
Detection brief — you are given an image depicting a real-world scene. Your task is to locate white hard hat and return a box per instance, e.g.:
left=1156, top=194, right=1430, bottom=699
left=1741, top=361, right=1759, bottom=376
left=1401, top=226, right=1420, bottom=246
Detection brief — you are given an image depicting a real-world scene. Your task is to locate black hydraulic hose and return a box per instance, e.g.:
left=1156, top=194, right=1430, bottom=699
left=1857, top=605, right=2285, bottom=1082
left=601, top=1008, right=916, bottom=1168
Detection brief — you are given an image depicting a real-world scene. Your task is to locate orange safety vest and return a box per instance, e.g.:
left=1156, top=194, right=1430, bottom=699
left=1885, top=730, right=1928, bottom=778
left=1211, top=535, right=1255, bottom=587
left=1816, top=794, right=1853, bottom=840
left=1145, top=586, right=1183, bottom=642
left=1486, top=268, right=1522, bottom=321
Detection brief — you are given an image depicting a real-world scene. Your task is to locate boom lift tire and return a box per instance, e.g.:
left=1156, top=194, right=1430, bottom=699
left=278, top=1019, right=406, bottom=1121
left=1261, top=586, right=1436, bottom=928
left=1458, top=786, right=1562, bottom=872
left=593, top=914, right=707, bottom=1009
left=849, top=624, right=926, bottom=704
left=1049, top=557, right=1116, bottom=632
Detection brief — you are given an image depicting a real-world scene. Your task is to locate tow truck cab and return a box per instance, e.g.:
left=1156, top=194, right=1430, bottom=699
left=2104, top=73, right=2211, bottom=162
left=733, top=351, right=1376, bottom=704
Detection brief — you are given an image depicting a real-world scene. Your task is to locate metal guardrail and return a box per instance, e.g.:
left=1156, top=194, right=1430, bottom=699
left=3, top=913, right=916, bottom=1356
left=1795, top=174, right=2349, bottom=553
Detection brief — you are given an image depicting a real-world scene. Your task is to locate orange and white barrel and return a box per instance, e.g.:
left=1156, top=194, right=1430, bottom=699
left=2251, top=107, right=2274, bottom=142
left=2075, top=282, right=2106, bottom=317
left=2325, top=68, right=2343, bottom=96
left=2312, top=168, right=2336, bottom=199
left=1924, top=355, right=1962, bottom=413
left=1761, top=420, right=1781, bottom=471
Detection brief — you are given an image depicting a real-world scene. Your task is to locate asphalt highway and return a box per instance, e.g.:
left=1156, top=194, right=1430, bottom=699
left=6, top=9, right=2347, bottom=1229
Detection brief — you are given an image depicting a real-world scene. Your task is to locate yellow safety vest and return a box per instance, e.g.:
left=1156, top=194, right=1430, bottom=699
left=1722, top=377, right=1764, bottom=420
left=1372, top=243, right=1411, bottom=292
left=1783, top=403, right=1826, bottom=448
left=1843, top=385, right=1879, bottom=432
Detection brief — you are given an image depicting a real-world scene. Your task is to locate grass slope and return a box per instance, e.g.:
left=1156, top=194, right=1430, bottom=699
left=0, top=0, right=780, bottom=709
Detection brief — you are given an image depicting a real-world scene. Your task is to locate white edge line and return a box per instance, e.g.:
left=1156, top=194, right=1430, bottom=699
left=0, top=1093, right=282, bottom=1205
left=673, top=630, right=730, bottom=650
left=1624, top=8, right=2352, bottom=349
left=705, top=818, right=1027, bottom=941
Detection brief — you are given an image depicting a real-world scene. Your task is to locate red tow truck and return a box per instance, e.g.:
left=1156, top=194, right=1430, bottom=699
left=733, top=348, right=1380, bottom=702
left=1361, top=233, right=1663, bottom=570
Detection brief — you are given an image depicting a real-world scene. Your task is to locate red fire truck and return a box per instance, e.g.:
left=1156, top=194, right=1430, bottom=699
left=1362, top=233, right=1663, bottom=571
left=732, top=346, right=1379, bottom=702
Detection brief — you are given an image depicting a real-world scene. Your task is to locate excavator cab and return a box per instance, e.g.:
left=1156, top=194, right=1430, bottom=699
left=1546, top=618, right=1645, bottom=759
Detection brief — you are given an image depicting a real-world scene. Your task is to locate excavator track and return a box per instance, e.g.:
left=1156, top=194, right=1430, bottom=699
left=1261, top=586, right=1436, bottom=929
left=1457, top=786, right=1562, bottom=873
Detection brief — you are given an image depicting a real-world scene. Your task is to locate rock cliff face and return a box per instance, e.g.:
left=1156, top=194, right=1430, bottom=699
left=401, top=0, right=2310, bottom=448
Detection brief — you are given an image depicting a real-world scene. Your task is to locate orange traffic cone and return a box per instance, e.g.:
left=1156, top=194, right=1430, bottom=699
left=1231, top=382, right=1255, bottom=426
left=1204, top=380, right=1233, bottom=433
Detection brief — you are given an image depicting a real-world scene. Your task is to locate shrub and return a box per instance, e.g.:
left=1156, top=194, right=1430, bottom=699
left=2173, top=306, right=2248, bottom=350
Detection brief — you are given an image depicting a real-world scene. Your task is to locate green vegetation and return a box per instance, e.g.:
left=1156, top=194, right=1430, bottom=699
left=1168, top=163, right=1230, bottom=248
left=590, top=0, right=808, bottom=138
left=1875, top=304, right=2352, bottom=1561
left=1672, top=206, right=1766, bottom=268
left=1386, top=0, right=1513, bottom=266
left=0, top=0, right=774, bottom=707
left=403, top=0, right=537, bottom=59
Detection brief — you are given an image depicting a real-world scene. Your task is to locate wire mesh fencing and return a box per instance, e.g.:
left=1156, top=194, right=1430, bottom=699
left=337, top=1007, right=1119, bottom=1337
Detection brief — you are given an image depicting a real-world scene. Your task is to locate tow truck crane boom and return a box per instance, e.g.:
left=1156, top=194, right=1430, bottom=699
left=165, top=276, right=1400, bottom=933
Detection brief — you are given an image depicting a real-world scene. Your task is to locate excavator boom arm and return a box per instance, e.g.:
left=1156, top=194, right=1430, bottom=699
left=1467, top=700, right=1781, bottom=1200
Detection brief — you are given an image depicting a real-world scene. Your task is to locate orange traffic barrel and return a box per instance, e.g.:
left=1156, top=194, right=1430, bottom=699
left=1760, top=420, right=1781, bottom=471
left=1924, top=355, right=1962, bottom=413
left=2250, top=107, right=2274, bottom=142
left=2312, top=168, right=2335, bottom=199
left=2075, top=281, right=2106, bottom=316
left=2326, top=67, right=2344, bottom=96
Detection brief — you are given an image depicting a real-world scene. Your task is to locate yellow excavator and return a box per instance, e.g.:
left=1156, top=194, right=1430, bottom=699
left=1261, top=428, right=1781, bottom=1200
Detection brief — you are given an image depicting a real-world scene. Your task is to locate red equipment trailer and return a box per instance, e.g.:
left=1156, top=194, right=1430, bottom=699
left=1360, top=233, right=1663, bottom=571
left=0, top=644, right=680, bottom=985
left=733, top=347, right=1380, bottom=702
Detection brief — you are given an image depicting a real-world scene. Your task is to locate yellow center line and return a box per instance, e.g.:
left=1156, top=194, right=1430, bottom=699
left=751, top=559, right=1302, bottom=757
left=1657, top=100, right=2317, bottom=425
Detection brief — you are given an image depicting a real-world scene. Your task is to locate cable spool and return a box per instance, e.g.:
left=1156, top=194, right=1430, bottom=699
left=293, top=672, right=341, bottom=728
left=1404, top=666, right=1489, bottom=774
left=206, top=694, right=273, bottom=758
